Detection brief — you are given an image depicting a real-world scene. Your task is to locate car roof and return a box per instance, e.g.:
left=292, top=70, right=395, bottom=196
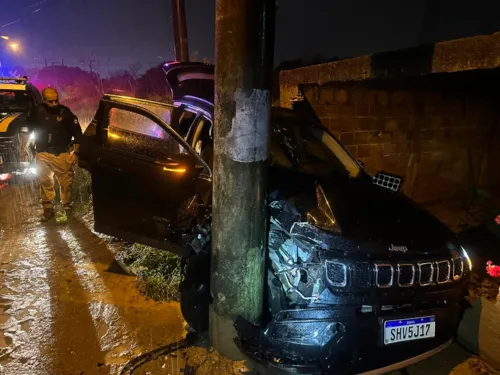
left=0, top=77, right=26, bottom=90
left=0, top=78, right=40, bottom=94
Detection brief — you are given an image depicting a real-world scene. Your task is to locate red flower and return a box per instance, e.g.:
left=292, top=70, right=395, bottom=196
left=495, top=215, right=500, bottom=225
left=486, top=260, right=500, bottom=278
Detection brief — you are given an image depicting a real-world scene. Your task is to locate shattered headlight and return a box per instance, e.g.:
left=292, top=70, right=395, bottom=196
left=307, top=207, right=339, bottom=233
left=268, top=186, right=345, bottom=307
left=306, top=184, right=341, bottom=234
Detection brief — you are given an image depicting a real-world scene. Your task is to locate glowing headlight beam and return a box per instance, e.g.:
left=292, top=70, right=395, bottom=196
left=461, top=246, right=473, bottom=271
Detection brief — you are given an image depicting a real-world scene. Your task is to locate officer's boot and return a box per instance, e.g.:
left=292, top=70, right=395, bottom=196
left=63, top=203, right=73, bottom=218
left=40, top=207, right=55, bottom=222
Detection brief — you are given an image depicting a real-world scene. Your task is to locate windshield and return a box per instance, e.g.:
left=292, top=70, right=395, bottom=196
left=270, top=118, right=362, bottom=178
left=0, top=90, right=32, bottom=112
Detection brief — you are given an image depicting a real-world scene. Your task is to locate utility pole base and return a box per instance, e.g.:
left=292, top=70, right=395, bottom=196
left=209, top=307, right=244, bottom=360
left=211, top=0, right=276, bottom=361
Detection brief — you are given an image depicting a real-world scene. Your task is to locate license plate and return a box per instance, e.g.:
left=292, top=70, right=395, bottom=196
left=383, top=316, right=436, bottom=345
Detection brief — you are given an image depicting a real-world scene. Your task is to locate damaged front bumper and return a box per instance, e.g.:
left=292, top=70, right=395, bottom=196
left=236, top=288, right=464, bottom=374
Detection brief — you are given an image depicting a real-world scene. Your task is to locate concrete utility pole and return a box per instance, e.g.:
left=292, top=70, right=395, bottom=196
left=171, top=0, right=189, bottom=62
left=211, top=0, right=276, bottom=360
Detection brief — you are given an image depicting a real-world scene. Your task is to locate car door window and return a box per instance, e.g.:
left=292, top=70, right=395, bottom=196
left=178, top=110, right=197, bottom=138
left=190, top=117, right=213, bottom=169
left=106, top=107, right=186, bottom=162
left=109, top=96, right=173, bottom=124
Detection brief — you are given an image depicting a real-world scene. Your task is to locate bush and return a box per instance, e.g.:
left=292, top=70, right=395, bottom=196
left=72, top=167, right=93, bottom=215
left=117, top=243, right=182, bottom=302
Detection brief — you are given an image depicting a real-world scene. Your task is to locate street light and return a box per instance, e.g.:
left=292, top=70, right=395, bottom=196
left=0, top=36, right=21, bottom=74
left=9, top=42, right=19, bottom=53
left=1, top=36, right=20, bottom=52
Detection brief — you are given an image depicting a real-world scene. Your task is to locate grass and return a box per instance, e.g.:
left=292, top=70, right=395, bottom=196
left=72, top=167, right=93, bottom=215
left=71, top=166, right=183, bottom=302
left=117, top=243, right=182, bottom=302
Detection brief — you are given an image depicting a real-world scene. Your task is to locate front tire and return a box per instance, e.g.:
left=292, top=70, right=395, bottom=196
left=179, top=252, right=211, bottom=334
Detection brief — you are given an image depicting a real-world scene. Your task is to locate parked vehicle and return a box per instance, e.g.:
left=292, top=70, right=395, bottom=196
left=79, top=62, right=471, bottom=374
left=0, top=76, right=41, bottom=174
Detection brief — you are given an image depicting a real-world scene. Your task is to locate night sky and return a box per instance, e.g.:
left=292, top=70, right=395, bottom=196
left=3, top=0, right=500, bottom=75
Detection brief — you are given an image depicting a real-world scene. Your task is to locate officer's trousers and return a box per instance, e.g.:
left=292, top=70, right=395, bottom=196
left=35, top=151, right=74, bottom=209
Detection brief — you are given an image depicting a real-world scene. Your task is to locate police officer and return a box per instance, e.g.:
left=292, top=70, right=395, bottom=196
left=27, top=87, right=83, bottom=222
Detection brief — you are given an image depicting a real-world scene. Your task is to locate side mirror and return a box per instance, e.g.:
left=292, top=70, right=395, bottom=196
left=372, top=171, right=403, bottom=192
left=160, top=153, right=203, bottom=176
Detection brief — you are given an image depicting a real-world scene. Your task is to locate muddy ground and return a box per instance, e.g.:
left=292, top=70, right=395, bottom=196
left=0, top=182, right=497, bottom=375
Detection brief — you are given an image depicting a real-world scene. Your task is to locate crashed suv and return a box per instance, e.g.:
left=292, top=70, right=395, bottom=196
left=79, top=62, right=471, bottom=374
left=0, top=76, right=41, bottom=174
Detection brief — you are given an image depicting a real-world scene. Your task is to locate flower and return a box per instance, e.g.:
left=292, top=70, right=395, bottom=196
left=495, top=215, right=500, bottom=225
left=486, top=260, right=500, bottom=278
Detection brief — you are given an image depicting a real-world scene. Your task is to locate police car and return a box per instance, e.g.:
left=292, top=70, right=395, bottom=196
left=0, top=76, right=42, bottom=175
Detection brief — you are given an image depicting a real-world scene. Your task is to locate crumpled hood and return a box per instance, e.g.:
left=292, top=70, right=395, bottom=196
left=269, top=169, right=455, bottom=258
left=321, top=179, right=451, bottom=244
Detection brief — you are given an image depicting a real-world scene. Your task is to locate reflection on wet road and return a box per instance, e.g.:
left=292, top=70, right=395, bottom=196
left=0, top=184, right=184, bottom=375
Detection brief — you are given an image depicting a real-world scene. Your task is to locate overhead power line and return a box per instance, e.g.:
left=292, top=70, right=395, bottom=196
left=1, top=0, right=49, bottom=28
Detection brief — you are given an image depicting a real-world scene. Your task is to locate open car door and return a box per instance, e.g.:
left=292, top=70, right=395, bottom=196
left=80, top=95, right=211, bottom=255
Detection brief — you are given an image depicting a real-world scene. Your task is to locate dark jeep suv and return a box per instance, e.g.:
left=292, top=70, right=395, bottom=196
left=79, top=62, right=471, bottom=374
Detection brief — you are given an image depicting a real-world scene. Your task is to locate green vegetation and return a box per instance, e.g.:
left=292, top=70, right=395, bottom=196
left=117, top=243, right=182, bottom=302
left=72, top=167, right=93, bottom=215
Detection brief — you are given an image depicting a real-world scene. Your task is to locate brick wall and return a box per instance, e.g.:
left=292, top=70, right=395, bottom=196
left=281, top=74, right=499, bottom=205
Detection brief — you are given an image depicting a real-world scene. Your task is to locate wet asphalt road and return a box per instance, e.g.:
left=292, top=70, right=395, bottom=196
left=0, top=182, right=493, bottom=375
left=0, top=183, right=186, bottom=375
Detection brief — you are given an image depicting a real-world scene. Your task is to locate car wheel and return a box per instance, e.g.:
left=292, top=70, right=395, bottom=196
left=179, top=252, right=211, bottom=334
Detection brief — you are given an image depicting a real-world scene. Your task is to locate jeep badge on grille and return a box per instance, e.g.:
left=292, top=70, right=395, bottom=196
left=389, top=244, right=408, bottom=253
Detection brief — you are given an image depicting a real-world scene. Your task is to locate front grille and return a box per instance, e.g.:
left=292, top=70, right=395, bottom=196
left=326, top=255, right=466, bottom=290
left=351, top=263, right=371, bottom=288
left=326, top=261, right=347, bottom=287
left=437, top=260, right=451, bottom=283
left=369, top=258, right=463, bottom=289
left=418, top=263, right=434, bottom=286
left=452, top=258, right=463, bottom=280
left=397, top=264, right=415, bottom=287
left=375, top=264, right=393, bottom=288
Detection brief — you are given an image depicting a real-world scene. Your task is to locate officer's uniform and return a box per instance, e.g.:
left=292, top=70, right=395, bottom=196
left=27, top=103, right=83, bottom=210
